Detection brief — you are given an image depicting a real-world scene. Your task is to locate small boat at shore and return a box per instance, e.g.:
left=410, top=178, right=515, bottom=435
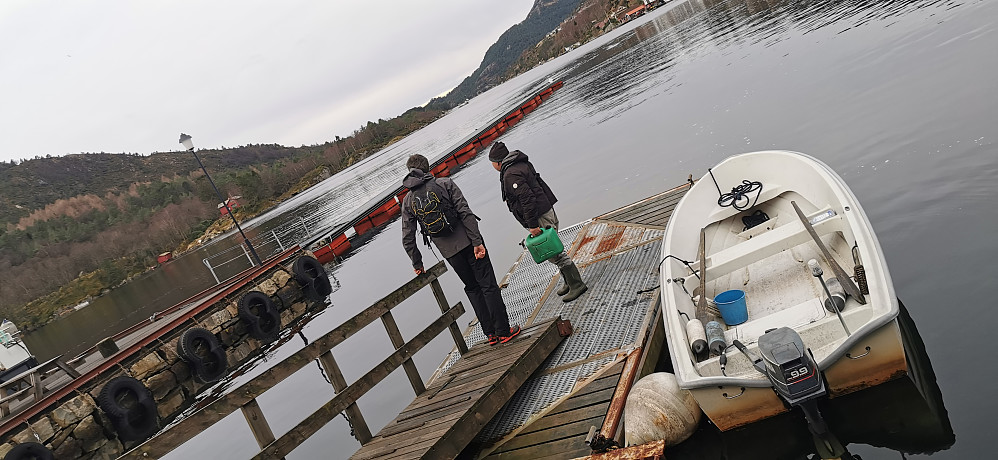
left=660, top=151, right=905, bottom=441
left=0, top=320, right=38, bottom=385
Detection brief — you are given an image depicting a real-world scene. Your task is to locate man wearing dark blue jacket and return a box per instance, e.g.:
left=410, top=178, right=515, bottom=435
left=489, top=142, right=588, bottom=302
left=401, top=154, right=520, bottom=345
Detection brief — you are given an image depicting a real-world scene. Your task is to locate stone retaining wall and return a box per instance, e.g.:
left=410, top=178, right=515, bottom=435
left=0, top=257, right=326, bottom=459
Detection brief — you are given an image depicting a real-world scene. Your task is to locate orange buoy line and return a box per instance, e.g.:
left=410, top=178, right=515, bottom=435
left=309, top=80, right=564, bottom=264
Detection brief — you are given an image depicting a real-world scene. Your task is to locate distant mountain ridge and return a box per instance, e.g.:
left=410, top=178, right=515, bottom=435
left=430, top=0, right=585, bottom=107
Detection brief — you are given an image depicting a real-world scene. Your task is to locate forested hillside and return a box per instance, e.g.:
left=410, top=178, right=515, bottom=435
left=0, top=105, right=443, bottom=328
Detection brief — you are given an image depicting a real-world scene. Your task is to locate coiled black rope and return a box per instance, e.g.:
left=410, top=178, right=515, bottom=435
left=708, top=168, right=763, bottom=211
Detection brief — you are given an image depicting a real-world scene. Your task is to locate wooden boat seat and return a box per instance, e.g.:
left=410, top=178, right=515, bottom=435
left=695, top=210, right=842, bottom=281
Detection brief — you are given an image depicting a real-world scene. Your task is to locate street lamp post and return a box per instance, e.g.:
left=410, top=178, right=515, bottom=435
left=179, top=133, right=263, bottom=266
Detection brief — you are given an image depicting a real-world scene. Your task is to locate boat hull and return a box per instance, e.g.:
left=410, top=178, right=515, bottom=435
left=689, top=318, right=908, bottom=430
left=824, top=318, right=908, bottom=396
left=0, top=356, right=38, bottom=385
left=689, top=385, right=787, bottom=432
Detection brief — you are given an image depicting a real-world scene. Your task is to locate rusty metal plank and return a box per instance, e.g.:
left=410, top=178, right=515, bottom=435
left=596, top=348, right=643, bottom=448
left=573, top=439, right=665, bottom=460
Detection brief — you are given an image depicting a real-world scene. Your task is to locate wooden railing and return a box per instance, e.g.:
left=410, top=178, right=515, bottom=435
left=123, top=260, right=468, bottom=459
left=0, top=356, right=80, bottom=417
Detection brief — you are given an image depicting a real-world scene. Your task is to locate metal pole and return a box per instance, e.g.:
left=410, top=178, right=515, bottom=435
left=273, top=230, right=285, bottom=251
left=809, top=259, right=851, bottom=336
left=203, top=258, right=220, bottom=284
left=190, top=148, right=262, bottom=266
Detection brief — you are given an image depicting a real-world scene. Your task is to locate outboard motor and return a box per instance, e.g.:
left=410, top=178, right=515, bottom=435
left=738, top=327, right=845, bottom=459
left=758, top=327, right=825, bottom=405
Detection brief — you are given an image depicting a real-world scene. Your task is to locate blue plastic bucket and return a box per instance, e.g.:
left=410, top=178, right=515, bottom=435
left=714, top=290, right=748, bottom=325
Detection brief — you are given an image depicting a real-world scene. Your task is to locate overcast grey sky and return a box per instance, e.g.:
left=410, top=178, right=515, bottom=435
left=0, top=0, right=536, bottom=163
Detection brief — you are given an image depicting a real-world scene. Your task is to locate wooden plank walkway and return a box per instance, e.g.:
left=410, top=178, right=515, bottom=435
left=483, top=361, right=625, bottom=460
left=350, top=317, right=572, bottom=460
left=596, top=185, right=689, bottom=229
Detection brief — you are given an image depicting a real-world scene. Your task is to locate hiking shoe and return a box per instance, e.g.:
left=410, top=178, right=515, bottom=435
left=488, top=335, right=499, bottom=346
left=499, top=326, right=521, bottom=344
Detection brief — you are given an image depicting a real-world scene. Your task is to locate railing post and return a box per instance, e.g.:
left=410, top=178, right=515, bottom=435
left=317, top=351, right=373, bottom=444
left=241, top=243, right=255, bottom=267
left=431, top=279, right=469, bottom=355
left=203, top=258, right=221, bottom=284
left=272, top=230, right=285, bottom=251
left=381, top=311, right=426, bottom=395
left=241, top=398, right=282, bottom=459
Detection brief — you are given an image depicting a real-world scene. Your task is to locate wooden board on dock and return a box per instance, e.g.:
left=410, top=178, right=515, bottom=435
left=596, top=185, right=690, bottom=229
left=483, top=360, right=625, bottom=460
left=350, top=317, right=571, bottom=460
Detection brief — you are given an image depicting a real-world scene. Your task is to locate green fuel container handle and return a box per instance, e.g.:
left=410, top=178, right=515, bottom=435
left=525, top=227, right=564, bottom=263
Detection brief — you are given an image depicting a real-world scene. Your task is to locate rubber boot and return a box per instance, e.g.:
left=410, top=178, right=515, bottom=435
left=556, top=266, right=570, bottom=296
left=561, top=262, right=588, bottom=302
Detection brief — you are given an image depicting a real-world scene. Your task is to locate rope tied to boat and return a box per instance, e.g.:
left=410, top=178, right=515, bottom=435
left=708, top=168, right=763, bottom=211
left=656, top=254, right=700, bottom=279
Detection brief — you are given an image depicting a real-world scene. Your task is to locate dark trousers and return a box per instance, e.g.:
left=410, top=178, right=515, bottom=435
left=446, top=245, right=511, bottom=337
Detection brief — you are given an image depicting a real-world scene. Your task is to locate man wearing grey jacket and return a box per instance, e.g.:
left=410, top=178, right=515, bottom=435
left=401, top=154, right=520, bottom=345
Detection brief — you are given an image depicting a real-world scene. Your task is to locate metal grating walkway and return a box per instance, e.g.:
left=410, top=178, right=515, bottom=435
left=425, top=184, right=691, bottom=458
left=477, top=231, right=662, bottom=443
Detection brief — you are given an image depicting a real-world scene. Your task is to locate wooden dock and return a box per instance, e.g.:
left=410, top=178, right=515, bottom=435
left=117, top=184, right=690, bottom=460
left=350, top=318, right=571, bottom=460
left=425, top=184, right=691, bottom=459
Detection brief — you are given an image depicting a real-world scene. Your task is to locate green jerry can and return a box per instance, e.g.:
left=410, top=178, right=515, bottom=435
left=525, top=227, right=564, bottom=263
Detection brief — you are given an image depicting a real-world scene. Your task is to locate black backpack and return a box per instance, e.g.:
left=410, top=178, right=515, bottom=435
left=411, top=179, right=458, bottom=240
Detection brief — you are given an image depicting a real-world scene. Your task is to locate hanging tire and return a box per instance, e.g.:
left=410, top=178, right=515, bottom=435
left=4, top=442, right=54, bottom=460
left=238, top=291, right=280, bottom=341
left=96, top=376, right=158, bottom=441
left=292, top=256, right=332, bottom=297
left=177, top=327, right=228, bottom=383
left=303, top=275, right=333, bottom=302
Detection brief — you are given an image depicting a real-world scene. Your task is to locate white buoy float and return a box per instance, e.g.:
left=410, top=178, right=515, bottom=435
left=623, top=372, right=702, bottom=447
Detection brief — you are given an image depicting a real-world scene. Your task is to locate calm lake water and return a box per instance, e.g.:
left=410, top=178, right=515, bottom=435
left=30, top=0, right=998, bottom=458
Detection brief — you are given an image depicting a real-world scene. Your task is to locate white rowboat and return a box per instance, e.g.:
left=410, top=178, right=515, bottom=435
left=660, top=151, right=905, bottom=431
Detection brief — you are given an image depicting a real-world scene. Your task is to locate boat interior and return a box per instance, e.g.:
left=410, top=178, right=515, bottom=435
left=675, top=190, right=874, bottom=380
